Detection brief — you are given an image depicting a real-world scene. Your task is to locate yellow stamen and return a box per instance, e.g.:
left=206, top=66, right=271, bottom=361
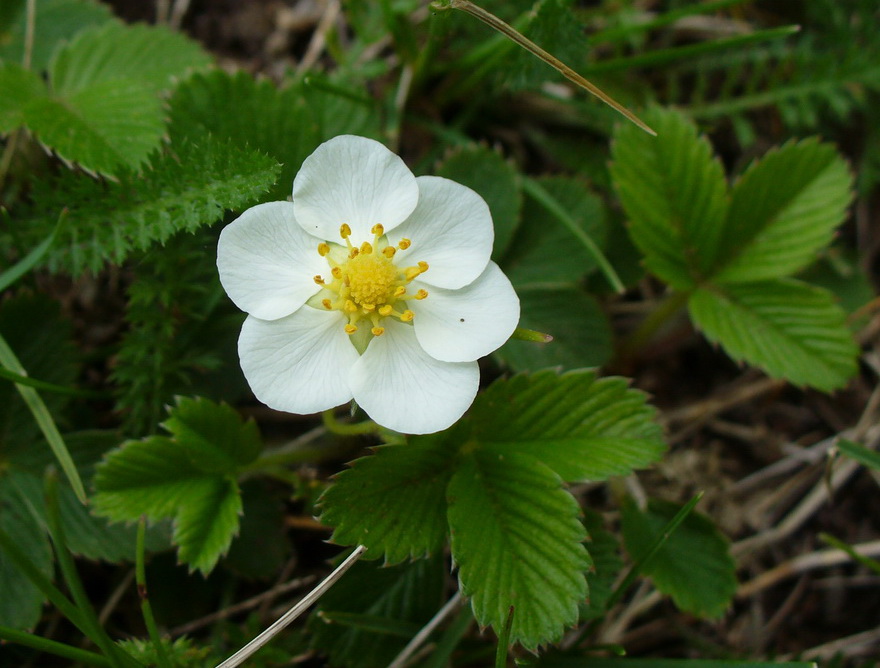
left=371, top=224, right=384, bottom=236
left=378, top=305, right=393, bottom=316
left=313, top=275, right=324, bottom=285
left=344, top=324, right=358, bottom=334
left=415, top=289, right=428, bottom=300
left=322, top=298, right=332, bottom=309
left=344, top=299, right=358, bottom=313
left=360, top=241, right=373, bottom=255
left=340, top=223, right=352, bottom=239
left=331, top=266, right=342, bottom=279
left=398, top=238, right=411, bottom=250
left=371, top=326, right=385, bottom=336
left=382, top=246, right=396, bottom=258
left=317, top=242, right=330, bottom=256
left=400, top=310, right=414, bottom=322
left=362, top=303, right=376, bottom=311
left=418, top=261, right=429, bottom=273
left=393, top=285, right=406, bottom=297
left=404, top=266, right=422, bottom=281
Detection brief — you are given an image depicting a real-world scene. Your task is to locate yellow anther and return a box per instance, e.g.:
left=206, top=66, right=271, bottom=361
left=371, top=224, right=384, bottom=236
left=418, top=261, right=429, bottom=273
left=362, top=303, right=376, bottom=312
left=382, top=246, right=396, bottom=258
left=371, top=326, right=385, bottom=336
left=317, top=242, right=330, bottom=256
left=398, top=238, right=411, bottom=250
left=344, top=299, right=358, bottom=313
left=344, top=324, right=358, bottom=335
left=415, top=289, right=428, bottom=300
left=340, top=223, right=352, bottom=239
left=322, top=298, right=332, bottom=309
left=331, top=266, right=342, bottom=279
left=360, top=241, right=373, bottom=255
left=378, top=305, right=393, bottom=316
left=401, top=310, right=414, bottom=322
left=313, top=275, right=325, bottom=285
left=349, top=248, right=359, bottom=259
left=393, top=285, right=406, bottom=297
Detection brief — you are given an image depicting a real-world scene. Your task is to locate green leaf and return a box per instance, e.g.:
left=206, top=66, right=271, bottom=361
left=610, top=107, right=729, bottom=289
left=448, top=451, right=590, bottom=649
left=472, top=370, right=666, bottom=482
left=580, top=510, right=623, bottom=621
left=49, top=21, right=210, bottom=96
left=689, top=279, right=858, bottom=392
left=168, top=70, right=320, bottom=202
left=621, top=499, right=736, bottom=619
left=23, top=78, right=163, bottom=177
left=161, top=396, right=261, bottom=473
left=319, top=433, right=459, bottom=563
left=837, top=439, right=880, bottom=471
left=309, top=557, right=445, bottom=668
left=93, top=397, right=258, bottom=574
left=494, top=286, right=613, bottom=371
left=503, top=176, right=606, bottom=287
left=13, top=137, right=280, bottom=274
left=174, top=476, right=242, bottom=574
left=715, top=138, right=854, bottom=283
left=0, top=0, right=114, bottom=72
left=435, top=144, right=522, bottom=260
left=0, top=62, right=46, bottom=133
left=534, top=659, right=816, bottom=668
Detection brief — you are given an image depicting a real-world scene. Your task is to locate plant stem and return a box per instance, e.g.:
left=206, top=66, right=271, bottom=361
left=0, top=626, right=111, bottom=667
left=322, top=409, right=380, bottom=436
left=617, top=289, right=690, bottom=362
left=136, top=518, right=172, bottom=668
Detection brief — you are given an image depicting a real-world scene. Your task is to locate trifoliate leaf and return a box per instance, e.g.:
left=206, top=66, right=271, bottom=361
left=448, top=451, right=590, bottom=649
left=93, top=397, right=259, bottom=574
left=161, top=396, right=261, bottom=474
left=13, top=137, right=280, bottom=274
left=49, top=21, right=210, bottom=95
left=495, top=287, right=613, bottom=372
left=472, top=370, right=666, bottom=482
left=168, top=70, right=320, bottom=202
left=621, top=498, right=736, bottom=619
left=435, top=144, right=522, bottom=260
left=689, top=279, right=858, bottom=392
left=715, top=138, right=853, bottom=283
left=610, top=107, right=729, bottom=289
left=319, top=432, right=460, bottom=563
left=503, top=176, right=607, bottom=287
left=309, top=557, right=445, bottom=668
left=0, top=62, right=46, bottom=132
left=0, top=0, right=114, bottom=72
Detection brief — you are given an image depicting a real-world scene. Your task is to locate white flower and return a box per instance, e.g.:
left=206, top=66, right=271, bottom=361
left=217, top=135, right=520, bottom=434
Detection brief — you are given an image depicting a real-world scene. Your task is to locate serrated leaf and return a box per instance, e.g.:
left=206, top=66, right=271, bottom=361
left=689, top=279, right=858, bottom=391
left=610, top=107, right=729, bottom=289
left=494, top=286, right=613, bottom=372
left=435, top=144, right=522, bottom=259
left=503, top=176, right=607, bottom=286
left=23, top=79, right=164, bottom=177
left=0, top=62, right=46, bottom=132
left=715, top=138, right=853, bottom=283
left=49, top=21, right=210, bottom=96
left=13, top=137, right=280, bottom=274
left=472, top=370, right=666, bottom=482
left=174, top=476, right=242, bottom=574
left=0, top=0, right=114, bottom=72
left=580, top=510, right=623, bottom=621
left=161, top=396, right=261, bottom=474
left=448, top=451, right=590, bottom=649
left=309, top=557, right=445, bottom=668
left=319, top=433, right=459, bottom=563
left=168, top=70, right=320, bottom=202
left=621, top=499, right=736, bottom=619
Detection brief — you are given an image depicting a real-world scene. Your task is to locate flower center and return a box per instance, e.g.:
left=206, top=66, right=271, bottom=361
left=313, top=224, right=429, bottom=337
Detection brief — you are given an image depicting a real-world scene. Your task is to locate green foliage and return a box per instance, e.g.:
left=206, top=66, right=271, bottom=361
left=93, top=397, right=262, bottom=574
left=309, top=557, right=445, bottom=668
left=611, top=107, right=858, bottom=391
left=0, top=21, right=211, bottom=177
left=621, top=499, right=737, bottom=619
left=12, top=138, right=280, bottom=275
left=168, top=69, right=321, bottom=202
left=320, top=369, right=666, bottom=648
left=579, top=510, right=623, bottom=621
left=836, top=439, right=880, bottom=471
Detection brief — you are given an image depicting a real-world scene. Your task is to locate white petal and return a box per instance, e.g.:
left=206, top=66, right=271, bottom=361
left=386, top=176, right=493, bottom=290
left=350, top=319, right=479, bottom=434
left=238, top=307, right=358, bottom=415
left=410, top=262, right=520, bottom=363
left=292, top=135, right=419, bottom=243
left=218, top=201, right=327, bottom=320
